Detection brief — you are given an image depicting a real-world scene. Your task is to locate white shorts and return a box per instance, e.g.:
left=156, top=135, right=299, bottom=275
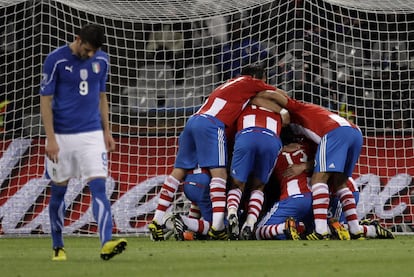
left=46, top=130, right=108, bottom=183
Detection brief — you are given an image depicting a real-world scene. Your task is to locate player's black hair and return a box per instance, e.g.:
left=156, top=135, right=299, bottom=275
left=279, top=125, right=296, bottom=145
left=241, top=63, right=266, bottom=80
left=280, top=125, right=306, bottom=145
left=78, top=24, right=105, bottom=49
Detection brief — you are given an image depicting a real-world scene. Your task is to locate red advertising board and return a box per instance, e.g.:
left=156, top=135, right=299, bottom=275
left=0, top=136, right=413, bottom=234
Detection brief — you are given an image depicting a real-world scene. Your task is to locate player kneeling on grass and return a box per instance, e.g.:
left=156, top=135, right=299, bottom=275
left=40, top=24, right=127, bottom=261
left=172, top=167, right=216, bottom=240
left=254, top=138, right=314, bottom=240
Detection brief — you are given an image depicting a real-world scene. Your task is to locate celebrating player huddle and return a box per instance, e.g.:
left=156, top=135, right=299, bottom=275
left=148, top=63, right=394, bottom=242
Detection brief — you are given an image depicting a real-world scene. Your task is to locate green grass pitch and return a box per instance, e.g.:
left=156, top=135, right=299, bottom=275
left=0, top=235, right=413, bottom=277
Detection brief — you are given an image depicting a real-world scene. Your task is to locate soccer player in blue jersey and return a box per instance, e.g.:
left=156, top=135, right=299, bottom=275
left=40, top=24, right=127, bottom=261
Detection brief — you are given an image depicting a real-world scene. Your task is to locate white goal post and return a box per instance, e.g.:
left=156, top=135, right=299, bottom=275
left=0, top=0, right=413, bottom=236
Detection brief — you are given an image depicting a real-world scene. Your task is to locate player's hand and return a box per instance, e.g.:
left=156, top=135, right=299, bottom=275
left=104, top=133, right=116, bottom=152
left=45, top=140, right=60, bottom=163
left=283, top=163, right=306, bottom=178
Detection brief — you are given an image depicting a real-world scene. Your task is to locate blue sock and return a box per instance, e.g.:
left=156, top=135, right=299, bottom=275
left=89, top=178, right=113, bottom=246
left=49, top=183, right=67, bottom=249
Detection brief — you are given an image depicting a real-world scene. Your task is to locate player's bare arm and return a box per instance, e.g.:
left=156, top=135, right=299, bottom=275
left=256, top=88, right=290, bottom=107
left=100, top=92, right=116, bottom=152
left=280, top=143, right=311, bottom=178
left=283, top=162, right=313, bottom=179
left=250, top=95, right=290, bottom=126
left=40, top=95, right=59, bottom=163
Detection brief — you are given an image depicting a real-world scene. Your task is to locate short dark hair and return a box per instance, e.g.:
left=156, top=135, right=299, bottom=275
left=240, top=63, right=266, bottom=80
left=280, top=125, right=296, bottom=145
left=78, top=24, right=105, bottom=49
left=280, top=125, right=306, bottom=145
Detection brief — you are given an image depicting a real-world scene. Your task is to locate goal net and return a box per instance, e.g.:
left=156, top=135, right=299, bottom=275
left=0, top=0, right=413, bottom=236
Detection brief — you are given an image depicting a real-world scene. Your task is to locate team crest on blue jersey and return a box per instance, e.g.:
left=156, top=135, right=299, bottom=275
left=80, top=69, right=88, bottom=80
left=92, top=62, right=100, bottom=74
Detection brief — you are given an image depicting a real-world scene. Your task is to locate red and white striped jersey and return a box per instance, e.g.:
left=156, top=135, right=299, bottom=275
left=285, top=98, right=359, bottom=144
left=236, top=104, right=282, bottom=136
left=196, top=76, right=275, bottom=127
left=274, top=142, right=314, bottom=200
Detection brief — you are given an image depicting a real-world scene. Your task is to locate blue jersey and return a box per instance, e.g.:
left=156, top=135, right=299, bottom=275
left=40, top=45, right=109, bottom=134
